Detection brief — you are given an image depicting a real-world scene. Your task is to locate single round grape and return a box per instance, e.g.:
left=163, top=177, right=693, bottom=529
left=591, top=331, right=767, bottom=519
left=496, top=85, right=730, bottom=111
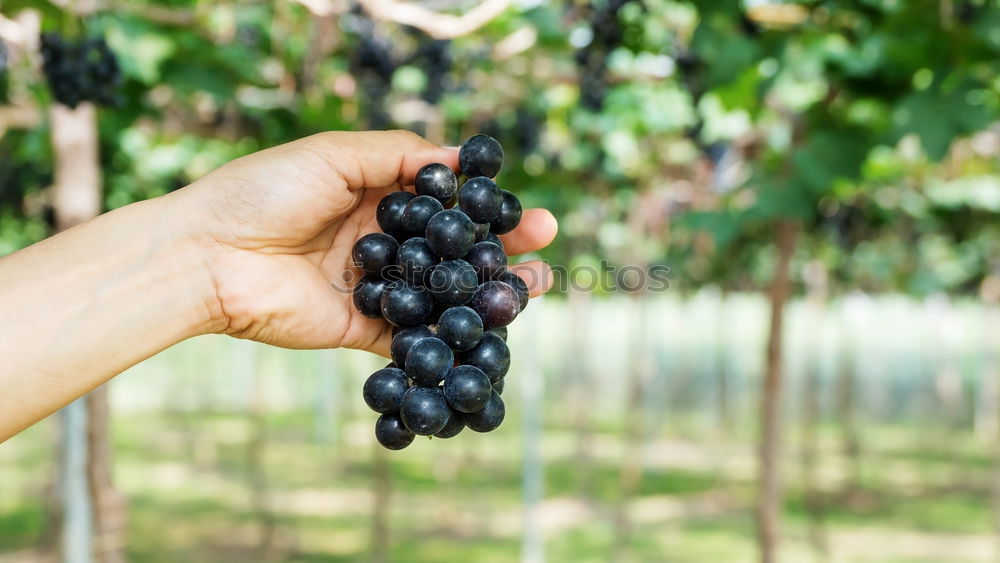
left=352, top=233, right=398, bottom=276
left=493, top=378, right=505, bottom=395
left=459, top=332, right=510, bottom=383
left=443, top=365, right=492, bottom=413
left=433, top=408, right=465, bottom=438
left=458, top=177, right=503, bottom=224
left=415, top=162, right=458, bottom=206
left=390, top=325, right=432, bottom=367
left=375, top=412, right=415, bottom=450
left=376, top=191, right=415, bottom=241
left=464, top=241, right=508, bottom=282
left=462, top=391, right=505, bottom=432
left=400, top=387, right=451, bottom=436
left=483, top=232, right=505, bottom=250
left=397, top=237, right=438, bottom=284
left=427, top=259, right=478, bottom=306
left=488, top=326, right=508, bottom=341
left=405, top=337, right=454, bottom=386
left=363, top=367, right=409, bottom=413
left=436, top=305, right=483, bottom=351
left=425, top=209, right=476, bottom=259
left=468, top=280, right=520, bottom=330
left=490, top=190, right=522, bottom=234
left=473, top=221, right=491, bottom=242
left=459, top=134, right=504, bottom=178
left=401, top=195, right=444, bottom=238
left=353, top=275, right=390, bottom=319
left=380, top=282, right=434, bottom=327
left=498, top=271, right=529, bottom=312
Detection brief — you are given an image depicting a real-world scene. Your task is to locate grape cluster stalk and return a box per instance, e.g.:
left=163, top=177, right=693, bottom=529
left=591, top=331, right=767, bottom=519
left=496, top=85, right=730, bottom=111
left=40, top=32, right=122, bottom=109
left=353, top=134, right=526, bottom=450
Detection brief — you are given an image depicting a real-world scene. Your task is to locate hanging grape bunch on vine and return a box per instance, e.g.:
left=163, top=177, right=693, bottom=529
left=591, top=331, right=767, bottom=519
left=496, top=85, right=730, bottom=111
left=352, top=134, right=526, bottom=450
left=575, top=0, right=642, bottom=111
left=40, top=32, right=122, bottom=108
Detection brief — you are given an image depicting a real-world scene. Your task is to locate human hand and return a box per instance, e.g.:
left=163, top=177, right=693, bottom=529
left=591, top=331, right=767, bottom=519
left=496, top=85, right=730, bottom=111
left=178, top=130, right=557, bottom=354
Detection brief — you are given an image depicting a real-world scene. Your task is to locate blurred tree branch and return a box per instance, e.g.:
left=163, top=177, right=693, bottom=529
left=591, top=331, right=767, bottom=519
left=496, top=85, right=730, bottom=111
left=358, top=0, right=512, bottom=39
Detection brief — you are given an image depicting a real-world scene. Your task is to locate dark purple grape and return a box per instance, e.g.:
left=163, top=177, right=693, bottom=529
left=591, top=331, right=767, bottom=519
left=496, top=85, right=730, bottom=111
left=459, top=134, right=504, bottom=178
left=380, top=282, right=434, bottom=327
left=436, top=305, right=483, bottom=351
left=400, top=387, right=450, bottom=435
left=462, top=391, right=505, bottom=432
left=493, top=378, right=505, bottom=395
left=483, top=232, right=505, bottom=250
left=498, top=271, right=529, bottom=311
left=401, top=195, right=444, bottom=238
left=353, top=275, right=391, bottom=319
left=375, top=412, right=415, bottom=450
left=415, top=162, right=458, bottom=206
left=397, top=237, right=438, bottom=284
left=464, top=241, right=508, bottom=282
left=390, top=325, right=432, bottom=367
left=443, top=365, right=492, bottom=413
left=473, top=221, right=491, bottom=242
left=352, top=233, right=398, bottom=276
left=459, top=332, right=510, bottom=383
left=427, top=259, right=479, bottom=306
left=376, top=191, right=415, bottom=241
left=425, top=209, right=476, bottom=259
left=488, top=326, right=508, bottom=341
left=468, top=281, right=519, bottom=330
left=458, top=177, right=503, bottom=224
left=404, top=337, right=454, bottom=386
left=363, top=367, right=409, bottom=413
left=433, top=408, right=465, bottom=438
left=490, top=190, right=522, bottom=234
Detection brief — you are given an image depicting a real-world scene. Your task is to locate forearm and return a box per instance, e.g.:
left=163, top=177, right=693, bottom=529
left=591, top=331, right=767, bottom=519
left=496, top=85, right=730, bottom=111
left=0, top=192, right=220, bottom=440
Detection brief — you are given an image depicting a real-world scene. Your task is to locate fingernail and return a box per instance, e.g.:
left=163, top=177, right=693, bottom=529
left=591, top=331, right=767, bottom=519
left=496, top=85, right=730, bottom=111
left=444, top=145, right=460, bottom=150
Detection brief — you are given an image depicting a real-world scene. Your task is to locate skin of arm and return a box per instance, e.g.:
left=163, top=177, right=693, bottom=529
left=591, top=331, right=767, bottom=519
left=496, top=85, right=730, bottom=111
left=0, top=130, right=557, bottom=441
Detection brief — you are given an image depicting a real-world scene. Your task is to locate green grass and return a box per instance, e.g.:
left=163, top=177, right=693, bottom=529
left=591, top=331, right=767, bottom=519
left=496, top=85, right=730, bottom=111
left=3, top=411, right=999, bottom=562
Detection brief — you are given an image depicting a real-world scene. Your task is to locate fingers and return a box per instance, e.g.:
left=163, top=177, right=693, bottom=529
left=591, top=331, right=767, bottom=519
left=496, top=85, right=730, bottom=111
left=509, top=261, right=553, bottom=297
left=499, top=208, right=558, bottom=256
left=367, top=323, right=393, bottom=359
left=305, top=130, right=460, bottom=190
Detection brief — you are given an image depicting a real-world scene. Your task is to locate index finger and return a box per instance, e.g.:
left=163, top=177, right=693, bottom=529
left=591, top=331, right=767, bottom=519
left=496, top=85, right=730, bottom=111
left=499, top=208, right=558, bottom=256
left=303, top=130, right=460, bottom=190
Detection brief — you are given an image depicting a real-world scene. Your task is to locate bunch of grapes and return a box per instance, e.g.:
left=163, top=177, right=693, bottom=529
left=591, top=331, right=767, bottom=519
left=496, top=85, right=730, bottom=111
left=353, top=134, right=526, bottom=450
left=409, top=38, right=452, bottom=104
left=575, top=0, right=641, bottom=111
left=39, top=32, right=122, bottom=109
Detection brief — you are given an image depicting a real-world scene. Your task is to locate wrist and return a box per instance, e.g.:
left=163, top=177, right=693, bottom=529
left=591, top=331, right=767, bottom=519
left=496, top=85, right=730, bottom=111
left=153, top=190, right=231, bottom=337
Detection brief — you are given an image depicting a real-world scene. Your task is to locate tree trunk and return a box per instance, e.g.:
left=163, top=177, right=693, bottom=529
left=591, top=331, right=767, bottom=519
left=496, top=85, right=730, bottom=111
left=51, top=103, right=126, bottom=563
left=245, top=344, right=275, bottom=555
left=717, top=290, right=733, bottom=435
left=87, top=388, right=127, bottom=563
left=521, top=298, right=544, bottom=563
left=567, top=287, right=596, bottom=499
left=835, top=355, right=862, bottom=494
left=756, top=219, right=798, bottom=563
left=611, top=295, right=653, bottom=560
left=371, top=446, right=390, bottom=563
left=799, top=261, right=829, bottom=560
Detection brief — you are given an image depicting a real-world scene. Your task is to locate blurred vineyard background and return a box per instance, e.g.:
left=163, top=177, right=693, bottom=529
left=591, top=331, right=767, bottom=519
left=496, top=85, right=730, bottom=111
left=1, top=0, right=1000, bottom=562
